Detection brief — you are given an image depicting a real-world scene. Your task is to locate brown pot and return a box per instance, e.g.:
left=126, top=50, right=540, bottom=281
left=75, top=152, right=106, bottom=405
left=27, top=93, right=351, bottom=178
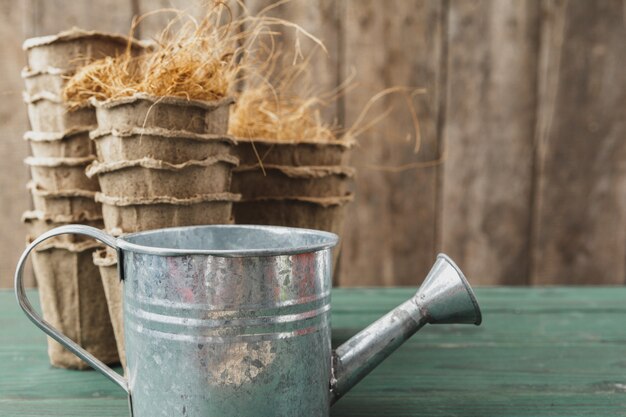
left=23, top=210, right=103, bottom=245
left=30, top=239, right=119, bottom=369
left=21, top=66, right=68, bottom=97
left=235, top=137, right=353, bottom=166
left=232, top=164, right=355, bottom=200
left=24, top=91, right=96, bottom=133
left=97, top=192, right=239, bottom=234
left=25, top=129, right=94, bottom=158
left=25, top=156, right=99, bottom=192
left=91, top=127, right=235, bottom=164
left=86, top=155, right=238, bottom=199
left=233, top=194, right=353, bottom=236
left=27, top=182, right=101, bottom=217
left=93, top=248, right=125, bottom=370
left=23, top=28, right=147, bottom=72
left=233, top=194, right=354, bottom=274
left=92, top=94, right=234, bottom=135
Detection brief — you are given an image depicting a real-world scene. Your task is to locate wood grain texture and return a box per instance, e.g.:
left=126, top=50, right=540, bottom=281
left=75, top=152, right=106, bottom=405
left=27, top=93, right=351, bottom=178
left=340, top=0, right=445, bottom=286
left=0, top=0, right=33, bottom=288
left=440, top=0, right=540, bottom=285
left=531, top=0, right=626, bottom=284
left=245, top=0, right=341, bottom=123
left=134, top=0, right=211, bottom=39
left=4, top=288, right=626, bottom=416
left=24, top=0, right=135, bottom=37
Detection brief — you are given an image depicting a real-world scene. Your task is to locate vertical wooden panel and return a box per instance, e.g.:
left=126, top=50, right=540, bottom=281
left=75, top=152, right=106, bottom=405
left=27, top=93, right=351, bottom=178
left=134, top=0, right=210, bottom=39
left=245, top=0, right=341, bottom=122
left=531, top=0, right=626, bottom=284
left=440, top=0, right=540, bottom=285
left=0, top=0, right=31, bottom=287
left=24, top=0, right=135, bottom=37
left=341, top=0, right=445, bottom=286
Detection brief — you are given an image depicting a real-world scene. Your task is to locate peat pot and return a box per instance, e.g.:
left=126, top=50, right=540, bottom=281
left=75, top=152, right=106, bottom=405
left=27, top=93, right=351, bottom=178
left=15, top=224, right=482, bottom=417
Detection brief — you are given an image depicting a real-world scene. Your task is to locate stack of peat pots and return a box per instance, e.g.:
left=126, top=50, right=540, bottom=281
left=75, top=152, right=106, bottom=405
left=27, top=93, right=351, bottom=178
left=87, top=94, right=239, bottom=367
left=231, top=138, right=355, bottom=270
left=21, top=29, right=144, bottom=369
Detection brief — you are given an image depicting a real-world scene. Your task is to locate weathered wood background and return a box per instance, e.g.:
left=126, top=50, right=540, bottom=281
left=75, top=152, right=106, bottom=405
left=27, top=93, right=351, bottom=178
left=1, top=0, right=625, bottom=287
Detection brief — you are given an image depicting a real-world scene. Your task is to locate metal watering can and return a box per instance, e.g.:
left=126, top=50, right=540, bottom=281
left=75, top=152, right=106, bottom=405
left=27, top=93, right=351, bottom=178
left=15, top=224, right=482, bottom=417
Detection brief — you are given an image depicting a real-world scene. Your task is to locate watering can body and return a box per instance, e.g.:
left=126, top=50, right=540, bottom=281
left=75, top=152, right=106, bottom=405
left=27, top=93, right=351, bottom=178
left=14, top=224, right=482, bottom=417
left=122, top=226, right=334, bottom=416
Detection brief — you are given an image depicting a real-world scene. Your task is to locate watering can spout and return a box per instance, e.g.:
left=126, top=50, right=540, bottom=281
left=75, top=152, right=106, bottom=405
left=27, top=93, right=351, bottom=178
left=329, top=254, right=481, bottom=404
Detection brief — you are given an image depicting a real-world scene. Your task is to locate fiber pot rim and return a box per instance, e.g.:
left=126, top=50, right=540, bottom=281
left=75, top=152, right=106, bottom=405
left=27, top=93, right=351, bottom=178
left=21, top=66, right=68, bottom=78
left=234, top=136, right=355, bottom=148
left=24, top=128, right=91, bottom=142
left=89, top=126, right=236, bottom=144
left=85, top=154, right=239, bottom=177
left=96, top=192, right=241, bottom=206
left=90, top=93, right=235, bottom=111
left=23, top=27, right=149, bottom=50
left=25, top=155, right=95, bottom=167
left=27, top=181, right=97, bottom=198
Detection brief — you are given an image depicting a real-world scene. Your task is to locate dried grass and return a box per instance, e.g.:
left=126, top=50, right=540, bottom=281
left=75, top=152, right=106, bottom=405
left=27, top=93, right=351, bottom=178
left=228, top=51, right=341, bottom=143
left=63, top=1, right=324, bottom=109
left=228, top=53, right=423, bottom=147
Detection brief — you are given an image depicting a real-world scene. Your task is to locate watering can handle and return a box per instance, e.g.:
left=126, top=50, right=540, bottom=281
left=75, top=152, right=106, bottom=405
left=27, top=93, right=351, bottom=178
left=14, top=224, right=128, bottom=394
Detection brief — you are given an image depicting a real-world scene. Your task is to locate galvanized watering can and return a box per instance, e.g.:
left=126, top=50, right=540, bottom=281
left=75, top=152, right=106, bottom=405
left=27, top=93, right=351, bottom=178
left=15, top=224, right=482, bottom=417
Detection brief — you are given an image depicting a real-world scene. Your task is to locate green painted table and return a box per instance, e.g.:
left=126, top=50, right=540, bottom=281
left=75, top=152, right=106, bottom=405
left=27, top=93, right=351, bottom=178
left=2, top=288, right=626, bottom=416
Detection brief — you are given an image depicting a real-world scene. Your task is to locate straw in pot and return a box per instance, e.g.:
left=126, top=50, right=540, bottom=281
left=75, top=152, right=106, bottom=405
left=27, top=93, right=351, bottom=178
left=90, top=127, right=235, bottom=164
left=97, top=192, right=239, bottom=234
left=25, top=156, right=99, bottom=192
left=86, top=155, right=238, bottom=199
left=30, top=239, right=119, bottom=369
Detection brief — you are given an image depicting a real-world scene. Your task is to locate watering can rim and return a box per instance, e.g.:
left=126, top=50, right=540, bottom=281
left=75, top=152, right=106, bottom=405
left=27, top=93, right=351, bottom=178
left=115, top=224, right=340, bottom=258
left=436, top=253, right=482, bottom=325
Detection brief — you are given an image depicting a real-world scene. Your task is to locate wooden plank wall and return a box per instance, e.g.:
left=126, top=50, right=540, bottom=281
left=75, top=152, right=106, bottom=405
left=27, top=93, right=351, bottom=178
left=1, top=0, right=625, bottom=287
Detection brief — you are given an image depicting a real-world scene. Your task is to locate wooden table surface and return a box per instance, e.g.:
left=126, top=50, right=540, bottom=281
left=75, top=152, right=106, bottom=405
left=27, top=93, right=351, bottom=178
left=2, top=287, right=626, bottom=416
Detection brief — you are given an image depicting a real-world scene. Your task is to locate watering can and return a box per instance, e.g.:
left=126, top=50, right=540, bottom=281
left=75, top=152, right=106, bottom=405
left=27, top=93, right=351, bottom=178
left=15, top=224, right=482, bottom=417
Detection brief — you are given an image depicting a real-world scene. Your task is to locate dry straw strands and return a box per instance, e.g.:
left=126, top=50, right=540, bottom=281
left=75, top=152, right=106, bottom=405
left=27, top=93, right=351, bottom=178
left=63, top=2, right=324, bottom=109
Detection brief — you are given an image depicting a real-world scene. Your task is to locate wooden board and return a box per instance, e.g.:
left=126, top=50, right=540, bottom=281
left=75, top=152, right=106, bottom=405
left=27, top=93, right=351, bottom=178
left=24, top=0, right=135, bottom=37
left=340, top=0, right=445, bottom=286
left=531, top=0, right=626, bottom=284
left=0, top=0, right=33, bottom=287
left=439, top=0, right=540, bottom=285
left=4, top=288, right=626, bottom=416
left=245, top=0, right=341, bottom=122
